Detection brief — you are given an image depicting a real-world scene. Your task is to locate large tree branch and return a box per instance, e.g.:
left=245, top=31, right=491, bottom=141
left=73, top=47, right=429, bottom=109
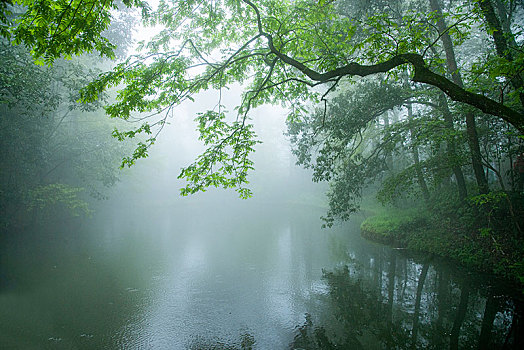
left=409, top=60, right=524, bottom=130
left=268, top=42, right=524, bottom=130
left=241, top=0, right=524, bottom=132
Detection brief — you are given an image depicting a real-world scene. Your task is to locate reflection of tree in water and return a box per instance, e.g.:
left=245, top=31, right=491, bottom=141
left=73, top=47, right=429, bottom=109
left=188, top=332, right=255, bottom=350
left=291, top=313, right=350, bottom=350
left=289, top=252, right=524, bottom=349
left=290, top=265, right=386, bottom=350
left=289, top=264, right=410, bottom=350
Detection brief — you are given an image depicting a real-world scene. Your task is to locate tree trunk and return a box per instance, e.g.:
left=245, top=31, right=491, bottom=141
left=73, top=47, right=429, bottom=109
left=478, top=292, right=498, bottom=350
left=407, top=103, right=431, bottom=202
left=438, top=93, right=468, bottom=200
left=430, top=0, right=489, bottom=194
left=493, top=0, right=519, bottom=50
left=503, top=302, right=524, bottom=349
left=478, top=0, right=524, bottom=108
left=435, top=268, right=449, bottom=348
left=386, top=250, right=396, bottom=348
left=384, top=112, right=394, bottom=172
left=466, top=112, right=490, bottom=194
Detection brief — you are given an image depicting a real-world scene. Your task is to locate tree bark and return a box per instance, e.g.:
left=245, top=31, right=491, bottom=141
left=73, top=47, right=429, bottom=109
left=478, top=0, right=524, bottom=108
left=407, top=102, right=431, bottom=202
left=493, top=0, right=519, bottom=50
left=438, top=93, right=468, bottom=200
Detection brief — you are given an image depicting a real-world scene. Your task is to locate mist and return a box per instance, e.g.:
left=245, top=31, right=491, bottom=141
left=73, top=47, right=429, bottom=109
left=2, top=0, right=524, bottom=349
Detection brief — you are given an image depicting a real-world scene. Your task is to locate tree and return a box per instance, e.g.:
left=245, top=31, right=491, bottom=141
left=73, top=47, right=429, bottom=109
left=287, top=78, right=414, bottom=224
left=0, top=9, right=138, bottom=229
left=1, top=0, right=148, bottom=63
left=3, top=0, right=523, bottom=199
left=78, top=0, right=523, bottom=196
left=430, top=0, right=489, bottom=194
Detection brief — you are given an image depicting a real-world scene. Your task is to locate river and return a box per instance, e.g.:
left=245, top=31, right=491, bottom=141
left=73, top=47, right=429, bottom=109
left=1, top=196, right=522, bottom=349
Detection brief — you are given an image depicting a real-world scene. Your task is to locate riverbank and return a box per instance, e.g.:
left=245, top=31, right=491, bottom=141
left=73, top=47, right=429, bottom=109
left=360, top=204, right=524, bottom=287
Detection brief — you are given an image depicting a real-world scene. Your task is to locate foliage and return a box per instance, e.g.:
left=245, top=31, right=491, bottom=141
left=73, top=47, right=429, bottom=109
left=2, top=0, right=524, bottom=238
left=1, top=0, right=149, bottom=63
left=287, top=78, right=413, bottom=225
left=71, top=0, right=524, bottom=198
left=360, top=192, right=524, bottom=284
left=0, top=32, right=134, bottom=228
left=27, top=184, right=91, bottom=217
left=178, top=111, right=260, bottom=198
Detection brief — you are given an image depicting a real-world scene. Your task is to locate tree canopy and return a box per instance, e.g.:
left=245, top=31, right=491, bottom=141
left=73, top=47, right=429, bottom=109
left=0, top=2, right=138, bottom=229
left=1, top=0, right=149, bottom=63
left=2, top=0, right=523, bottom=207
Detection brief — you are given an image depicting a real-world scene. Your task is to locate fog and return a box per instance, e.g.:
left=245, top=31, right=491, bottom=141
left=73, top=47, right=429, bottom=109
left=2, top=0, right=524, bottom=348
left=2, top=95, right=522, bottom=348
left=103, top=86, right=327, bottom=212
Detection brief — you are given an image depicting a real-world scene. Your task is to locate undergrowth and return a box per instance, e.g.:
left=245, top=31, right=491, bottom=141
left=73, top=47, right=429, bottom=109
left=360, top=190, right=524, bottom=287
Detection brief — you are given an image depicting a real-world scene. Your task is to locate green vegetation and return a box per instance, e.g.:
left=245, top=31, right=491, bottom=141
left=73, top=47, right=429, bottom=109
left=1, top=0, right=524, bottom=285
left=1, top=0, right=147, bottom=63
left=360, top=191, right=524, bottom=284
left=3, top=0, right=522, bottom=199
left=290, top=257, right=524, bottom=349
left=0, top=6, right=138, bottom=230
left=2, top=1, right=524, bottom=347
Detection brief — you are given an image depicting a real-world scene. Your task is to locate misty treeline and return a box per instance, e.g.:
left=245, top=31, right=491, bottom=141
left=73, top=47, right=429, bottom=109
left=0, top=4, right=139, bottom=229
left=285, top=0, right=524, bottom=228
left=0, top=0, right=523, bottom=240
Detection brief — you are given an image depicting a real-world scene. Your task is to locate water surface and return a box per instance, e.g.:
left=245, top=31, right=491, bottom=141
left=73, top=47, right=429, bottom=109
left=1, top=198, right=522, bottom=349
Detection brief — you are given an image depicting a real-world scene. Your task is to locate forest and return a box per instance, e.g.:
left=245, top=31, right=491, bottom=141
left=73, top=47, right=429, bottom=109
left=1, top=0, right=524, bottom=349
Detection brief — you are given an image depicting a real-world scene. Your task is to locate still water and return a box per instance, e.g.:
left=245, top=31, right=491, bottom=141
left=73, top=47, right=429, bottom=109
left=1, top=198, right=522, bottom=349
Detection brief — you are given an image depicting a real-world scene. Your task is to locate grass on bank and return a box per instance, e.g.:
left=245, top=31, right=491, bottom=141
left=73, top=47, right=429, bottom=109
left=359, top=192, right=524, bottom=285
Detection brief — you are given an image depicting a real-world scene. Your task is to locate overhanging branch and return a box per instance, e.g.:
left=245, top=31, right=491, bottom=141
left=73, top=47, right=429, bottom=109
left=241, top=0, right=524, bottom=132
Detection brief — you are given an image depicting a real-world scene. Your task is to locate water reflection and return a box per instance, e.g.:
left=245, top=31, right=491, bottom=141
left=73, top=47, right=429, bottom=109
left=290, top=248, right=524, bottom=349
left=188, top=332, right=255, bottom=350
left=1, top=203, right=523, bottom=349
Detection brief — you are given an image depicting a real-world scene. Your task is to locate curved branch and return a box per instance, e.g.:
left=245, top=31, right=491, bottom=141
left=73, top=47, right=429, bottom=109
left=241, top=0, right=524, bottom=132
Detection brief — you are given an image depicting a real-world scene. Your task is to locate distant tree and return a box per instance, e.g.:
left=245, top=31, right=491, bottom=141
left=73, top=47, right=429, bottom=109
left=0, top=16, right=136, bottom=229
left=79, top=0, right=523, bottom=197
left=287, top=78, right=413, bottom=224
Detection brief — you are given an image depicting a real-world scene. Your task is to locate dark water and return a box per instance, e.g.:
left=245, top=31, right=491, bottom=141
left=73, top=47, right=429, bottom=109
left=1, top=199, right=522, bottom=349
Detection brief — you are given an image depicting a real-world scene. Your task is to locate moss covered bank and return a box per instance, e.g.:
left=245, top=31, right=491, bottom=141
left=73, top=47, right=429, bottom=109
left=360, top=201, right=524, bottom=287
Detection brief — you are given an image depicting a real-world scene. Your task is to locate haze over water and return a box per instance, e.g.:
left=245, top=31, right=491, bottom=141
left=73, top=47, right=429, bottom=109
left=1, top=104, right=522, bottom=349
